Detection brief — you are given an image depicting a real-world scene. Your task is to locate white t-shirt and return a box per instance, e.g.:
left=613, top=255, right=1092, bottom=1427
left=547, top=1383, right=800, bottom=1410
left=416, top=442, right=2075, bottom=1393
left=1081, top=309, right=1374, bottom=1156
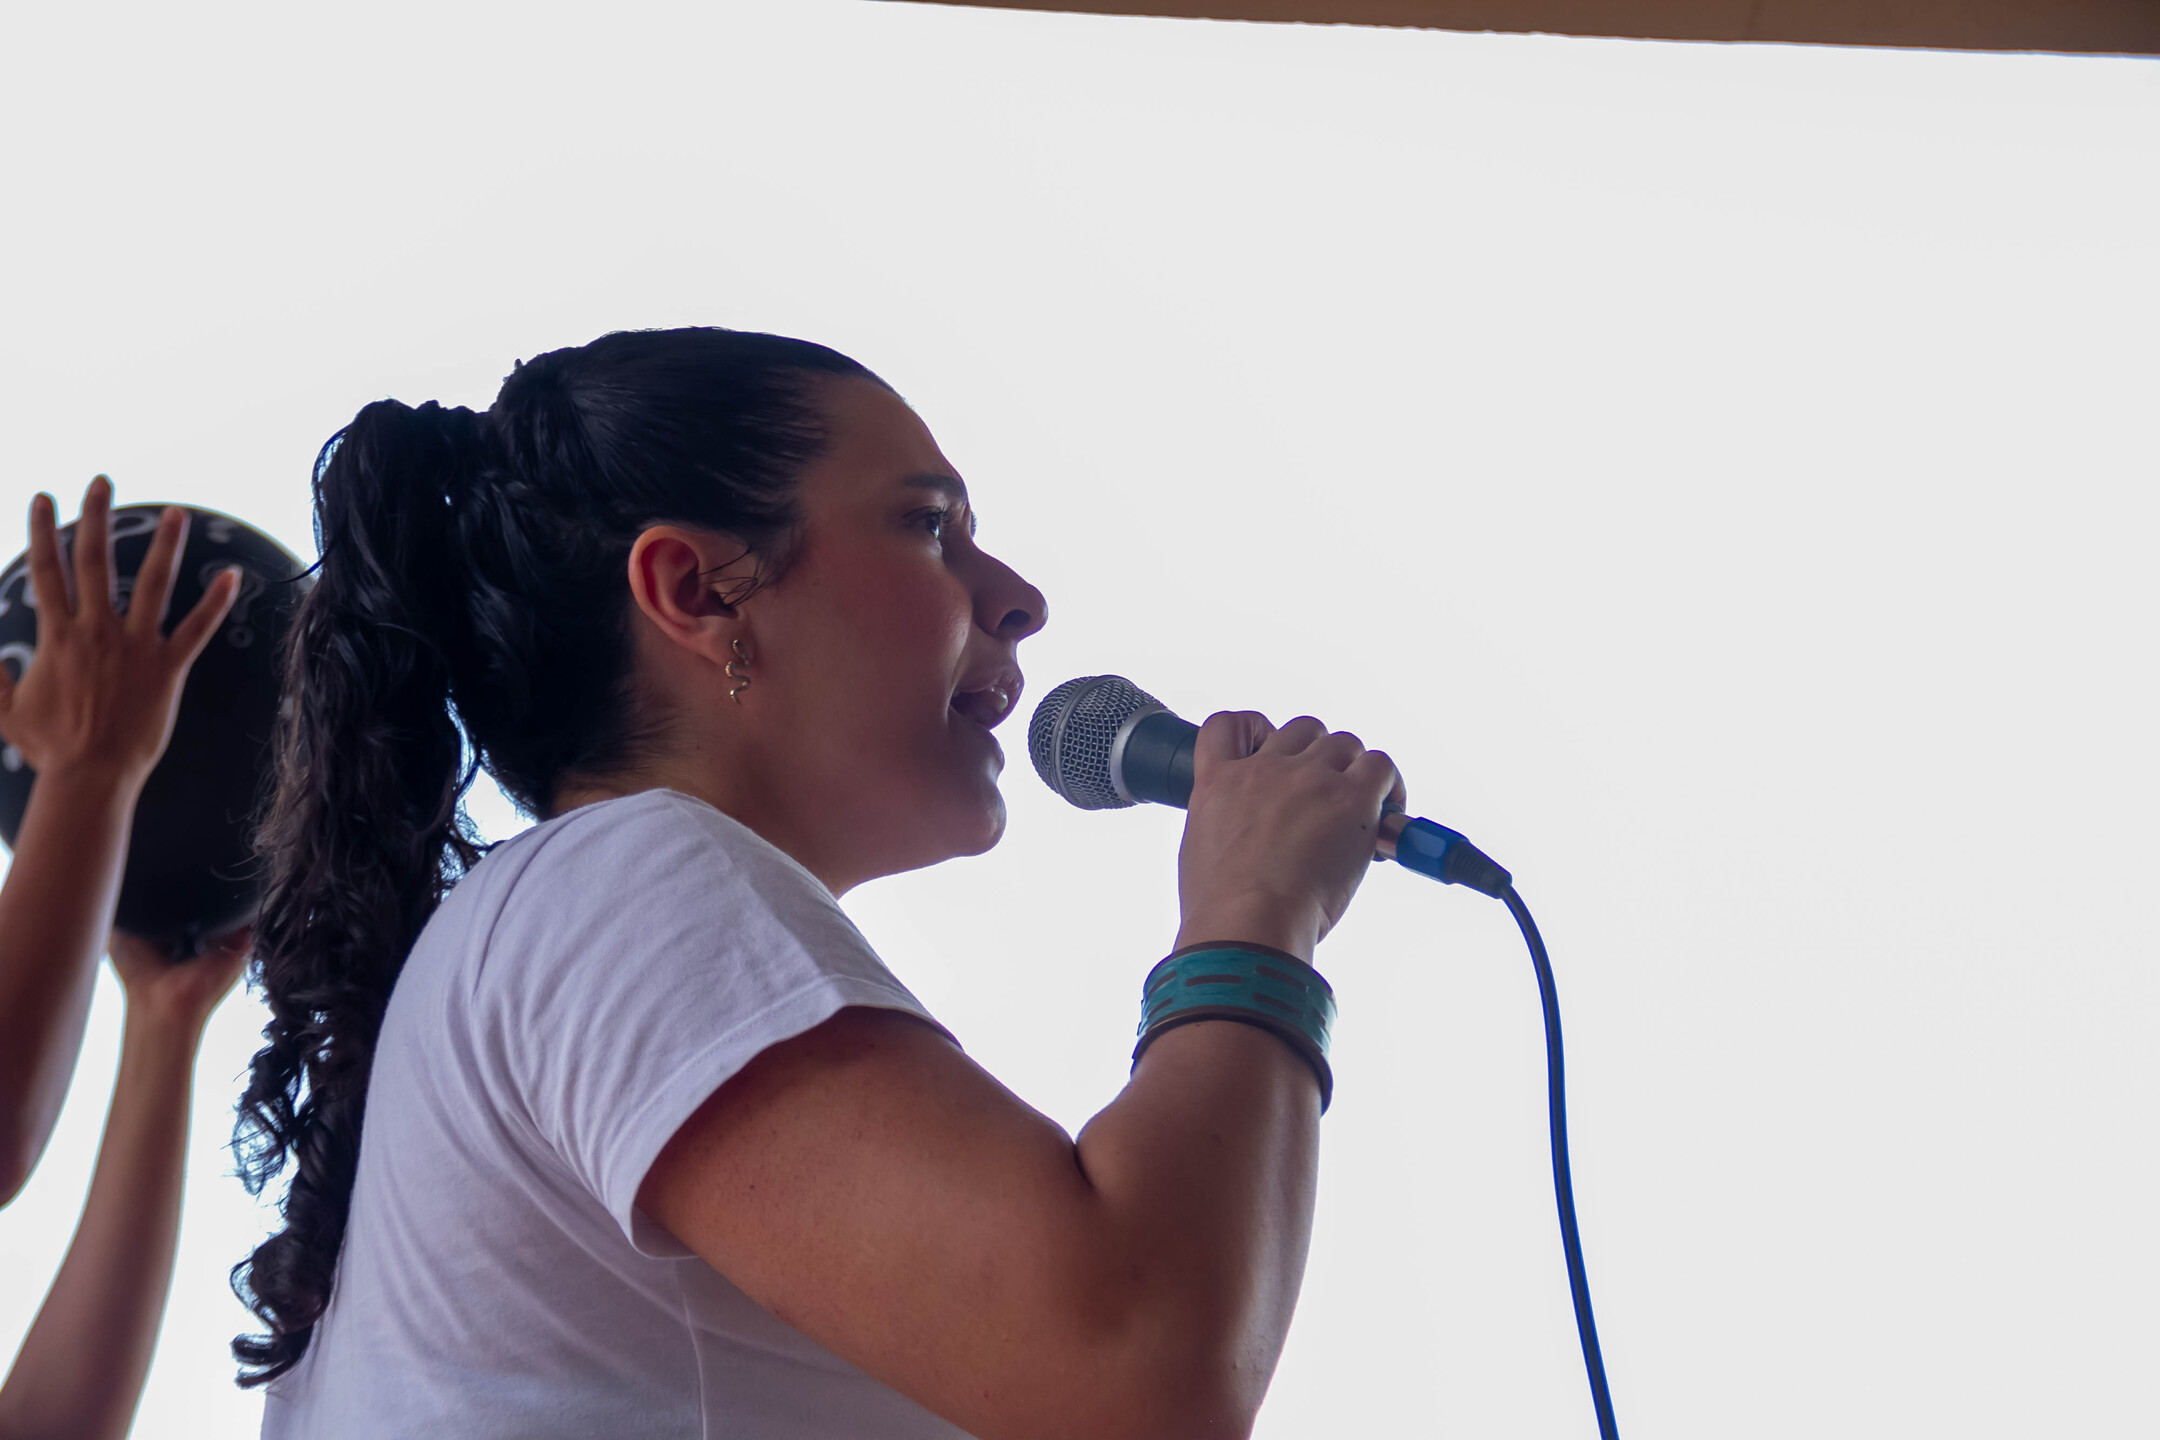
left=260, top=788, right=975, bottom=1440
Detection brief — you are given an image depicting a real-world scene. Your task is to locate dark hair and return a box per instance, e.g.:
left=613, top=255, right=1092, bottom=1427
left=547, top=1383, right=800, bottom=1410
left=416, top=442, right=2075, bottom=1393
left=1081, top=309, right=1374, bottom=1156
left=229, top=327, right=881, bottom=1384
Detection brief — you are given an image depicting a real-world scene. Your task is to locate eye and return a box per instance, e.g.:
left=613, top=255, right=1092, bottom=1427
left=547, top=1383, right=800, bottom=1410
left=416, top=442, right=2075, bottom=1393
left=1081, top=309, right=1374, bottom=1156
left=909, top=506, right=954, bottom=540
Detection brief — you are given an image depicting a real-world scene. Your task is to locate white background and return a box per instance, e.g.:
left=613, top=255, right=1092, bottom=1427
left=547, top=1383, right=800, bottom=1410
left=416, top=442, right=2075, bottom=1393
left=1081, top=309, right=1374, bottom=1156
left=1, top=3, right=2154, bottom=1436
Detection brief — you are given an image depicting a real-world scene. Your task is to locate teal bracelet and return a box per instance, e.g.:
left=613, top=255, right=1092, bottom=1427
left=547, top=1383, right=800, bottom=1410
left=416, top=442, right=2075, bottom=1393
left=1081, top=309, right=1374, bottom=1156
left=1133, top=945, right=1337, bottom=1110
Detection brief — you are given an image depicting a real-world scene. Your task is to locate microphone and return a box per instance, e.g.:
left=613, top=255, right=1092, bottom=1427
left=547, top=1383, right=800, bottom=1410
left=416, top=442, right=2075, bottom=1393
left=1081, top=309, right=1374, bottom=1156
left=1027, top=675, right=1513, bottom=898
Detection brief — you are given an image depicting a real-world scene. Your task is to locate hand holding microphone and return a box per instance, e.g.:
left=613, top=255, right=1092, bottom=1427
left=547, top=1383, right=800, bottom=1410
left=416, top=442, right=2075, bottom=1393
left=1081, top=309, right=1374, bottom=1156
left=1029, top=675, right=1513, bottom=904
left=1174, top=711, right=1403, bottom=961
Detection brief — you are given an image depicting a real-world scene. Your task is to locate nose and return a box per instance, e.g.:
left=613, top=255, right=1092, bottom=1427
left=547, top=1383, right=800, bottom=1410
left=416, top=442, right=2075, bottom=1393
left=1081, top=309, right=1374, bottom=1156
left=976, top=551, right=1048, bottom=643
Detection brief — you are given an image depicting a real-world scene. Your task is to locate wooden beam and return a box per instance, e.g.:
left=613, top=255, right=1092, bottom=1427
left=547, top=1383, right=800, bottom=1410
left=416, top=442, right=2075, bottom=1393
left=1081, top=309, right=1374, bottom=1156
left=896, top=0, right=2160, bottom=55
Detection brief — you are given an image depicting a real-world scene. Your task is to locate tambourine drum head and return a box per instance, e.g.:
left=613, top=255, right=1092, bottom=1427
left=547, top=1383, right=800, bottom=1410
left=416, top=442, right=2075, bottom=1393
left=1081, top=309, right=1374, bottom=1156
left=0, top=505, right=308, bottom=954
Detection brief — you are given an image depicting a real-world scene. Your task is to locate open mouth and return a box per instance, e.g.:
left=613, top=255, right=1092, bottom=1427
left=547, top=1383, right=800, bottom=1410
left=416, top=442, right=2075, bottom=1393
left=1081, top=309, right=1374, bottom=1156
left=950, top=675, right=1021, bottom=730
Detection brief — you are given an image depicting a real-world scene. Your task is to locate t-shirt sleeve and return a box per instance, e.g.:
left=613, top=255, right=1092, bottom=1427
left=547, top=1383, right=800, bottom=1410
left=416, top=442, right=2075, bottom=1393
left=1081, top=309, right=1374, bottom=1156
left=472, top=792, right=942, bottom=1257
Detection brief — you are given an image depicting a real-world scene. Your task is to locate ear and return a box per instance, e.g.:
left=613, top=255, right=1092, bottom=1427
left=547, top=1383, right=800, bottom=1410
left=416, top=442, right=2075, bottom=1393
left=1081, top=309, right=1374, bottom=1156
left=625, top=525, right=756, bottom=667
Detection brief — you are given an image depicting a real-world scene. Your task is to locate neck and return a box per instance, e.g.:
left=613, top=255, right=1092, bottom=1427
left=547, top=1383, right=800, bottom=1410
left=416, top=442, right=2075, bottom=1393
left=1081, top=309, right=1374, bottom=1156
left=549, top=763, right=854, bottom=897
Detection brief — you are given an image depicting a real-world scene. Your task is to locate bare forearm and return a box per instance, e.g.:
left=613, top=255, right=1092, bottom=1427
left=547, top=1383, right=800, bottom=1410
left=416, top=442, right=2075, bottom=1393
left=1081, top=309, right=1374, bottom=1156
left=0, top=766, right=139, bottom=1202
left=1073, top=1020, right=1323, bottom=1433
left=0, top=1013, right=194, bottom=1440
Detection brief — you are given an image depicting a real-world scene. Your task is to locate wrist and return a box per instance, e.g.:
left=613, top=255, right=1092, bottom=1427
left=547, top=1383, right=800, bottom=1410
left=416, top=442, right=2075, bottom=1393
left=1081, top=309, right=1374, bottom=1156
left=27, top=756, right=150, bottom=805
left=119, top=1006, right=207, bottom=1067
left=1175, top=896, right=1319, bottom=963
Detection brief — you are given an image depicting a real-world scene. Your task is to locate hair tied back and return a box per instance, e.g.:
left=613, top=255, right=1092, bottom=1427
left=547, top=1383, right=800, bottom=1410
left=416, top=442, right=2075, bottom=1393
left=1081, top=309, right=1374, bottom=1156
left=232, top=327, right=885, bottom=1384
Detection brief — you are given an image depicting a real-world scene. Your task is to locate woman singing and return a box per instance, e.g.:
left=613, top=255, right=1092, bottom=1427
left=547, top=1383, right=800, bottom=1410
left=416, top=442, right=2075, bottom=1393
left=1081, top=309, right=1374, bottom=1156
left=235, top=327, right=1400, bottom=1439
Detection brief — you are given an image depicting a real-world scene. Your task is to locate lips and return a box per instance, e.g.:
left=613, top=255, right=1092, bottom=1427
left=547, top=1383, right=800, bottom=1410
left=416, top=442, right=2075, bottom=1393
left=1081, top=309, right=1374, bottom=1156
left=950, top=668, right=1023, bottom=730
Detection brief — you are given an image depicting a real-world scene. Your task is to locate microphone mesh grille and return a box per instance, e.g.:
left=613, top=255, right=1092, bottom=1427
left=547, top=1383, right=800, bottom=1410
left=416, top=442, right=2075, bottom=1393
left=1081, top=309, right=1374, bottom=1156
left=1027, top=674, right=1160, bottom=810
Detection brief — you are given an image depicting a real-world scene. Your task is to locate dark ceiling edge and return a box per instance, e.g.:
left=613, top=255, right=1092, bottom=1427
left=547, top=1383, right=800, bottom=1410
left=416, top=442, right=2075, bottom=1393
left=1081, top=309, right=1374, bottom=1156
left=885, top=0, right=2160, bottom=57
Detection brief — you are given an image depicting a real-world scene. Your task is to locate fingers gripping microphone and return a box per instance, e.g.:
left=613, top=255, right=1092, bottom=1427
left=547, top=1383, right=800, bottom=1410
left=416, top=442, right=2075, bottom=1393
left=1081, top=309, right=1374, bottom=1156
left=1027, top=675, right=1513, bottom=897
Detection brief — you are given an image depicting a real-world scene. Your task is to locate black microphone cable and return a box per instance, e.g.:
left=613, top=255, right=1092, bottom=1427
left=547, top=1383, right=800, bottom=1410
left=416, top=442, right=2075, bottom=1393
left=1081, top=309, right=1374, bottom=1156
left=1501, top=886, right=1618, bottom=1440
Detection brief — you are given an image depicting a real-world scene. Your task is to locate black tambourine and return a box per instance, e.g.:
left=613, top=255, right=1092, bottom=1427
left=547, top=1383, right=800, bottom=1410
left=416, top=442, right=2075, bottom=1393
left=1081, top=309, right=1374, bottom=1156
left=0, top=504, right=309, bottom=956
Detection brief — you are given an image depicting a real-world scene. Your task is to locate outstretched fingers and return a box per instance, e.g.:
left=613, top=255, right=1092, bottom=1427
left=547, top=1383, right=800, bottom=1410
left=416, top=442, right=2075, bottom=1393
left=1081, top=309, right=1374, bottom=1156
left=26, top=491, right=72, bottom=625
left=73, top=475, right=114, bottom=624
left=165, top=566, right=240, bottom=669
left=126, top=506, right=191, bottom=640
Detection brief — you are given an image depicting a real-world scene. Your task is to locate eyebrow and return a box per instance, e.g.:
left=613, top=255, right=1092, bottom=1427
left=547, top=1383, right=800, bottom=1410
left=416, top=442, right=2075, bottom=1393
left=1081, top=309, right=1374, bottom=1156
left=904, top=473, right=969, bottom=502
left=904, top=473, right=979, bottom=534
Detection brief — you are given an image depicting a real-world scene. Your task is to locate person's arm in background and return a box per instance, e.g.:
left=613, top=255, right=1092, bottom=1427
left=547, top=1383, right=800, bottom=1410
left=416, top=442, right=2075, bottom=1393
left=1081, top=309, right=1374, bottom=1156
left=0, top=927, right=250, bottom=1440
left=0, top=477, right=238, bottom=1204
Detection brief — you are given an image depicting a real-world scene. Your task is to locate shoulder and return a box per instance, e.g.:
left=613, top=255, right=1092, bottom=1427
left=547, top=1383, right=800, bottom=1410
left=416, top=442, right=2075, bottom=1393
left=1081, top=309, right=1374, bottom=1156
left=443, top=791, right=942, bottom=1242
left=505, top=787, right=805, bottom=877
left=485, top=788, right=836, bottom=929
left=469, top=788, right=916, bottom=1013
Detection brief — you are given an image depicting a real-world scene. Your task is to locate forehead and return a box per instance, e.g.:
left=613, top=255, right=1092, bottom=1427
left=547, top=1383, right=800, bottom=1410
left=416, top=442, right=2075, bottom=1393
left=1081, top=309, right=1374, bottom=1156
left=802, top=375, right=961, bottom=505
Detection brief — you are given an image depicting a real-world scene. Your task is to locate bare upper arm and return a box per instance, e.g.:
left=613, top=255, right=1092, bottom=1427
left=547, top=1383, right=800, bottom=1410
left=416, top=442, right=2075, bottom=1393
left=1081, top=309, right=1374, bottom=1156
left=637, top=1005, right=1145, bottom=1439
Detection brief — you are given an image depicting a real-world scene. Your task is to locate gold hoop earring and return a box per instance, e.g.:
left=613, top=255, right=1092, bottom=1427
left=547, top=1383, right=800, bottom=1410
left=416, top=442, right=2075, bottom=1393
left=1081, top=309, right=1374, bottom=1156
left=726, top=638, right=752, bottom=704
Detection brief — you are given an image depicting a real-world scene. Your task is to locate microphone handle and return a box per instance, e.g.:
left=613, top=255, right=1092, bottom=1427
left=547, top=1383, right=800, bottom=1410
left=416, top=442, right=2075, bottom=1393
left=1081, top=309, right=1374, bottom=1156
left=1113, top=712, right=1513, bottom=897
left=1117, top=710, right=1200, bottom=807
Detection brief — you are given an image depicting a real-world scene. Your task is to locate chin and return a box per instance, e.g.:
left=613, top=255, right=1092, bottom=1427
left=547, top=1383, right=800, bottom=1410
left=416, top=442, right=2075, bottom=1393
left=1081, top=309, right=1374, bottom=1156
left=949, top=790, right=1008, bottom=859
left=918, top=777, right=1007, bottom=864
left=863, top=780, right=1006, bottom=882
left=925, top=738, right=1009, bottom=859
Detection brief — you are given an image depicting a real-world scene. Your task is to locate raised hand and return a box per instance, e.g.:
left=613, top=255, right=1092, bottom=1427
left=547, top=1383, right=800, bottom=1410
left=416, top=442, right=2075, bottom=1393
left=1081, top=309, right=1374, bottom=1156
left=1173, top=711, right=1404, bottom=961
left=0, top=476, right=240, bottom=785
left=109, top=927, right=252, bottom=1035
left=0, top=476, right=245, bottom=1206
left=0, top=928, right=252, bottom=1440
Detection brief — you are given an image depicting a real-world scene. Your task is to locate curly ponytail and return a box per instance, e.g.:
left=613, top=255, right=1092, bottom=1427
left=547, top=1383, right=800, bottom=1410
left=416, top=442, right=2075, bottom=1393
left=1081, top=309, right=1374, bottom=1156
left=231, top=328, right=880, bottom=1383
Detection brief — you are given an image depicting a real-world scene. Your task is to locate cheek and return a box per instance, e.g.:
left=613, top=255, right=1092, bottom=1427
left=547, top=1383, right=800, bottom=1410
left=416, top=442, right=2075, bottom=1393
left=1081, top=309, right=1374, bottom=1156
left=770, top=548, right=1006, bottom=861
left=792, top=551, right=972, bottom=715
